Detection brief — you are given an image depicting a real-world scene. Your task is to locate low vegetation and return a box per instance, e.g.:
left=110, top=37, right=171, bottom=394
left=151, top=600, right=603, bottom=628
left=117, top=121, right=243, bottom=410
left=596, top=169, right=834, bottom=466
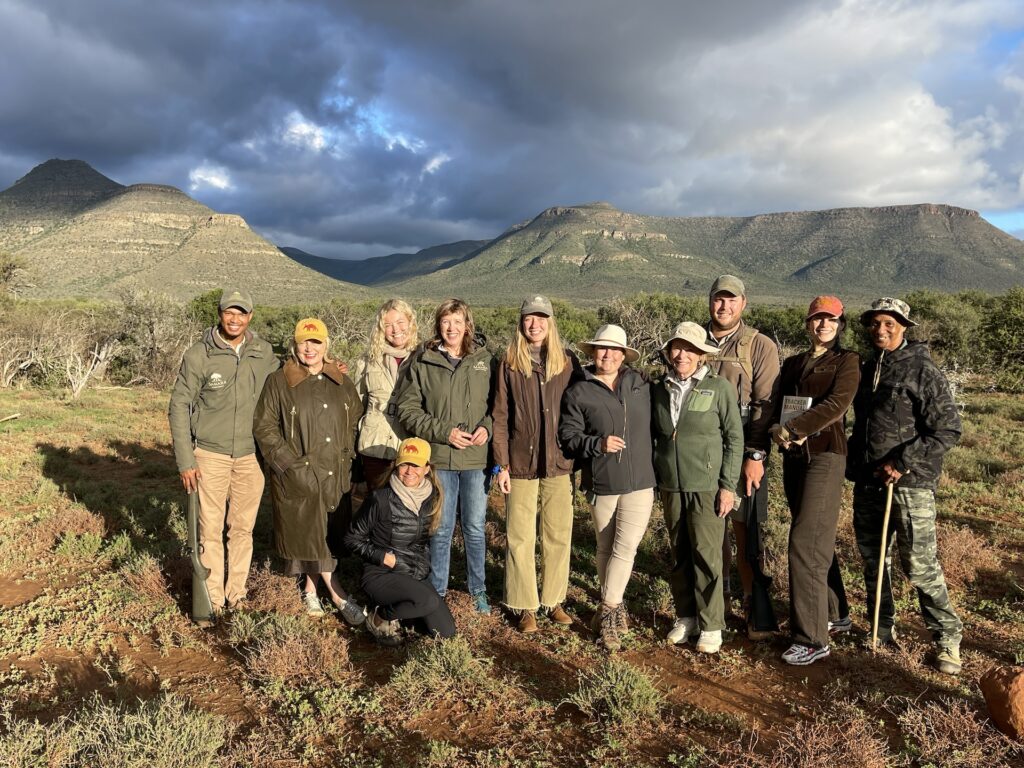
left=1, top=287, right=1023, bottom=765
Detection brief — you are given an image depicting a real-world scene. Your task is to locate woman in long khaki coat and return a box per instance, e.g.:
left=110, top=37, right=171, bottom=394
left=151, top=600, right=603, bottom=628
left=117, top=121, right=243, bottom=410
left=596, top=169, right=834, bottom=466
left=350, top=298, right=420, bottom=489
left=253, top=318, right=366, bottom=624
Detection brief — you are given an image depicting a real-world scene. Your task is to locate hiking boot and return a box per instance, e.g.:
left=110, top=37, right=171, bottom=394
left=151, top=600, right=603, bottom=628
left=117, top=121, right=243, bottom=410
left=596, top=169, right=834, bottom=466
left=782, top=643, right=831, bottom=666
left=302, top=590, right=325, bottom=617
left=336, top=598, right=366, bottom=626
left=366, top=607, right=403, bottom=648
left=747, top=623, right=774, bottom=641
left=473, top=592, right=491, bottom=615
left=615, top=604, right=630, bottom=635
left=599, top=604, right=621, bottom=652
left=518, top=610, right=539, bottom=634
left=828, top=616, right=852, bottom=634
left=667, top=616, right=698, bottom=645
left=869, top=626, right=898, bottom=649
left=696, top=630, right=723, bottom=654
left=935, top=645, right=962, bottom=676
left=548, top=604, right=573, bottom=625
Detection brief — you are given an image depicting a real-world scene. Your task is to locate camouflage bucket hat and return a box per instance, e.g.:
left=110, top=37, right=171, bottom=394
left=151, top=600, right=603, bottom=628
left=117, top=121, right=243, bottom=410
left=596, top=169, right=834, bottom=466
left=860, top=297, right=917, bottom=328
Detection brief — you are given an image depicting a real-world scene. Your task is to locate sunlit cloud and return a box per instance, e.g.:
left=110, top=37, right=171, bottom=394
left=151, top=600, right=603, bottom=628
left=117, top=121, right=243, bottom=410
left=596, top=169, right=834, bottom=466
left=189, top=163, right=233, bottom=192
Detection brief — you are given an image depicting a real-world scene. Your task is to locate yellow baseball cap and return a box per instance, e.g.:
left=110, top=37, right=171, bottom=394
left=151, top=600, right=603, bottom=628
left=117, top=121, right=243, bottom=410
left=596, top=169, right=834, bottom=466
left=396, top=437, right=431, bottom=467
left=294, top=318, right=328, bottom=344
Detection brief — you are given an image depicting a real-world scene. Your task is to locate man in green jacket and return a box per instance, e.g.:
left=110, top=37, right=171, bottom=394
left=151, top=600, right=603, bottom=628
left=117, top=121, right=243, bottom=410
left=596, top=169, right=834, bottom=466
left=168, top=288, right=280, bottom=614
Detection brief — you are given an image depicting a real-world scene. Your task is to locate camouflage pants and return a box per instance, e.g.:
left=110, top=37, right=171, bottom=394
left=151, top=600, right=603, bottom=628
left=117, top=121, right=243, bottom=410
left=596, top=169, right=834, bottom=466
left=852, top=484, right=962, bottom=647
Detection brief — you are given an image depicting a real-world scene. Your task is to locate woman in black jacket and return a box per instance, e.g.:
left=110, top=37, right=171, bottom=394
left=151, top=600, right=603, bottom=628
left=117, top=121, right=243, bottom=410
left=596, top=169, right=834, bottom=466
left=558, top=324, right=656, bottom=653
left=345, top=437, right=456, bottom=646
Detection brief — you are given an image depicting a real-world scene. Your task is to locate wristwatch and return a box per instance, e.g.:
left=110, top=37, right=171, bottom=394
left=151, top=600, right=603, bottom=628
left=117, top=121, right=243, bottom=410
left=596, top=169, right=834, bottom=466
left=745, top=449, right=766, bottom=461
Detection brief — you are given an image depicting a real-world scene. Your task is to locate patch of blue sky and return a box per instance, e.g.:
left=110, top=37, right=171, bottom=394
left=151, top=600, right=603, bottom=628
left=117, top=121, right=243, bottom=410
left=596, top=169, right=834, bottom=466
left=981, top=209, right=1024, bottom=236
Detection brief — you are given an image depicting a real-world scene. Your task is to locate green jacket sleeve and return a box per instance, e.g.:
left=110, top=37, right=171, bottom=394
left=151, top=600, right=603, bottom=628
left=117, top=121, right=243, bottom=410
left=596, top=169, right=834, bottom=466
left=719, top=381, right=744, bottom=491
left=167, top=347, right=202, bottom=473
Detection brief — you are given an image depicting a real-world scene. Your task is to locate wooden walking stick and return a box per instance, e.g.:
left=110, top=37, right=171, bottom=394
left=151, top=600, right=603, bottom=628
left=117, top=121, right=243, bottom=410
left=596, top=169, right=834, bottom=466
left=870, top=482, right=895, bottom=652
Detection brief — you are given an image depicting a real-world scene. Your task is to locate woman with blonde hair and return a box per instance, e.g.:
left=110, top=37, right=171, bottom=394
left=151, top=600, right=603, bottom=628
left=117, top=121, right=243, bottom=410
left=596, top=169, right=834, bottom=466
left=397, top=298, right=494, bottom=612
left=351, top=298, right=420, bottom=489
left=492, top=295, right=581, bottom=632
left=253, top=318, right=366, bottom=624
left=346, top=438, right=455, bottom=645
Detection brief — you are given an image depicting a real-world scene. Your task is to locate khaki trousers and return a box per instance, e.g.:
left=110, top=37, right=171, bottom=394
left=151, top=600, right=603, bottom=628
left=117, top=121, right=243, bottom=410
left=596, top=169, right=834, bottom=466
left=193, top=448, right=264, bottom=607
left=504, top=475, right=574, bottom=611
left=590, top=488, right=654, bottom=607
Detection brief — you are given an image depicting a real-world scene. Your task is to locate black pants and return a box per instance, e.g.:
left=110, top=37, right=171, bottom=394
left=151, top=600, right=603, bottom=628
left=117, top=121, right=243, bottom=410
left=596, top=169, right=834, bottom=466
left=783, top=451, right=849, bottom=648
left=362, top=567, right=456, bottom=638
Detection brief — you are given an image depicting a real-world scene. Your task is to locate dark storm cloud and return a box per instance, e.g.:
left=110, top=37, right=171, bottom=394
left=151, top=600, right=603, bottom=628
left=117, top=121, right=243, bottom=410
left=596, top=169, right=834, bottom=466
left=1, top=0, right=1023, bottom=255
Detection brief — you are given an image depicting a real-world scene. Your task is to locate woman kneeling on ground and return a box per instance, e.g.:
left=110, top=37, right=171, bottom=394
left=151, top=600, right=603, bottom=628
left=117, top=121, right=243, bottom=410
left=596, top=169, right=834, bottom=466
left=492, top=295, right=581, bottom=633
left=253, top=318, right=366, bottom=625
left=558, top=324, right=655, bottom=652
left=653, top=322, right=743, bottom=655
left=770, top=295, right=859, bottom=666
left=345, top=438, right=456, bottom=646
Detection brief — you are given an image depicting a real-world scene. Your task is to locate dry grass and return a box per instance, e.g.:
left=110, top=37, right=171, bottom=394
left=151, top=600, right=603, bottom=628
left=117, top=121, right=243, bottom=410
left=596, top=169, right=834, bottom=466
left=897, top=697, right=1014, bottom=767
left=244, top=562, right=305, bottom=616
left=724, top=701, right=891, bottom=768
left=230, top=611, right=353, bottom=685
left=937, top=523, right=1003, bottom=589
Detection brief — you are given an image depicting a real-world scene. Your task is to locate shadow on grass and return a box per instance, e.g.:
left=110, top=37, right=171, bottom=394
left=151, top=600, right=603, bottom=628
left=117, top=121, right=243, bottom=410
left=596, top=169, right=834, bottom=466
left=35, top=440, right=280, bottom=610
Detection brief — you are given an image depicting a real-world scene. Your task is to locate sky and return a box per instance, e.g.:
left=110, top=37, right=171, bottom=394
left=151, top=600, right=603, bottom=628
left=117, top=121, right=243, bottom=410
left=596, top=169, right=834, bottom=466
left=1, top=0, right=1023, bottom=258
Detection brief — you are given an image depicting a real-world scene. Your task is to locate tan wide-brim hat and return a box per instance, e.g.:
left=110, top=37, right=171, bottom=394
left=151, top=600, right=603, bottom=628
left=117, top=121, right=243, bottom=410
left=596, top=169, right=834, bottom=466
left=660, top=321, right=719, bottom=355
left=578, top=324, right=640, bottom=364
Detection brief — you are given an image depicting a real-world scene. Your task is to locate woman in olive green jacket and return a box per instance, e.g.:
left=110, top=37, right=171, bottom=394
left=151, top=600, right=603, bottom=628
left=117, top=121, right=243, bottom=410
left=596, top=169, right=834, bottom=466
left=396, top=298, right=494, bottom=613
left=253, top=318, right=366, bottom=625
left=652, top=322, right=743, bottom=654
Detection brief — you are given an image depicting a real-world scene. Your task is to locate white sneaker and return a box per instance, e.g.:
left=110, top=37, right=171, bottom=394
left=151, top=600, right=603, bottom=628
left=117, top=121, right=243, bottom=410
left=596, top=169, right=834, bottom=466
left=667, top=616, right=698, bottom=645
left=782, top=643, right=831, bottom=666
left=696, top=630, right=722, bottom=654
left=302, top=590, right=325, bottom=617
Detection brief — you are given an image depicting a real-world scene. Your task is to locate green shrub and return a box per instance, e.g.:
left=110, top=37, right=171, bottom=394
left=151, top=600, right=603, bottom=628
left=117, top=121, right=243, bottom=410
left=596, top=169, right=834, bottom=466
left=0, top=693, right=232, bottom=768
left=389, top=636, right=496, bottom=711
left=565, top=658, right=663, bottom=729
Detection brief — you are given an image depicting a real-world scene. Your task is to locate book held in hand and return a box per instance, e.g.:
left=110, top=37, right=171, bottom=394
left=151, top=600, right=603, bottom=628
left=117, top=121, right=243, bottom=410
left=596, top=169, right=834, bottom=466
left=781, top=395, right=813, bottom=426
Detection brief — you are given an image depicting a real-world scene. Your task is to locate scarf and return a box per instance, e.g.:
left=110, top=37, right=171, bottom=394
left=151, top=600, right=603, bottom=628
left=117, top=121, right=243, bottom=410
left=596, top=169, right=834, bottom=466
left=389, top=472, right=433, bottom=514
left=382, top=344, right=407, bottom=379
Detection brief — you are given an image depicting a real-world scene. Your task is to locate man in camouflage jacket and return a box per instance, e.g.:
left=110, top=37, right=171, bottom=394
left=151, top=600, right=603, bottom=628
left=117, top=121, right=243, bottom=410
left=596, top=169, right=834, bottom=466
left=847, top=297, right=963, bottom=675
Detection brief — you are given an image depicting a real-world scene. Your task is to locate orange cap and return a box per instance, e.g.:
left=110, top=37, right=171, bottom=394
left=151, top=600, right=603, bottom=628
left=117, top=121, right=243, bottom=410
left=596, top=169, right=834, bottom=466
left=396, top=437, right=431, bottom=467
left=806, top=296, right=844, bottom=320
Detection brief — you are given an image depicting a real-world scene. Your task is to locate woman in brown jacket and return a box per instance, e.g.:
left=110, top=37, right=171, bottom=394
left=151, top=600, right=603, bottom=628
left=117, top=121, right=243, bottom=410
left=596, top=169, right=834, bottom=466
left=770, top=296, right=860, bottom=665
left=492, top=296, right=580, bottom=633
left=253, top=318, right=366, bottom=625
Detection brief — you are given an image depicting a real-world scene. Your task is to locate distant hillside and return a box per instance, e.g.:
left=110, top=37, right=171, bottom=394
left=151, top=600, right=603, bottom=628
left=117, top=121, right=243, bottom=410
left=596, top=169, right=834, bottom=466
left=0, top=160, right=369, bottom=304
left=390, top=201, right=1024, bottom=303
left=281, top=240, right=487, bottom=285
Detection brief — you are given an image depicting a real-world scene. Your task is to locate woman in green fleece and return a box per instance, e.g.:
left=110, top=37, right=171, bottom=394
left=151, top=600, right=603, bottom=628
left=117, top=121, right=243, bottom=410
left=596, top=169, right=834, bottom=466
left=652, top=322, right=743, bottom=655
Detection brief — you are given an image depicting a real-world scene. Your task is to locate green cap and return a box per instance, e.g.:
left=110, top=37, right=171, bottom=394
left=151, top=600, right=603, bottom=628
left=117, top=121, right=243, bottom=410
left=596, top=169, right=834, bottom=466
left=219, top=288, right=254, bottom=314
left=709, top=274, right=745, bottom=298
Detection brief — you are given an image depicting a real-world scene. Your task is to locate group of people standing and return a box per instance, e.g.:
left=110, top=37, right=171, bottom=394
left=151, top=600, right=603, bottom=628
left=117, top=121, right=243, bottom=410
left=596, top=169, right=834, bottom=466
left=168, top=277, right=964, bottom=675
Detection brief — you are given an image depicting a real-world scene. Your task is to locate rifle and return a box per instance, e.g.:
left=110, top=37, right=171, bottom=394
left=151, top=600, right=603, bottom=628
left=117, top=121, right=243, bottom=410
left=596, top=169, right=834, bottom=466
left=745, top=485, right=779, bottom=634
left=186, top=490, right=215, bottom=627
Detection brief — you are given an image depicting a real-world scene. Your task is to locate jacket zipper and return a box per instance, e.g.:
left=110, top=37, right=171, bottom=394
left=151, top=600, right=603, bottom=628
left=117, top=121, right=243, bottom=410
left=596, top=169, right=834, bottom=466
left=290, top=405, right=296, bottom=440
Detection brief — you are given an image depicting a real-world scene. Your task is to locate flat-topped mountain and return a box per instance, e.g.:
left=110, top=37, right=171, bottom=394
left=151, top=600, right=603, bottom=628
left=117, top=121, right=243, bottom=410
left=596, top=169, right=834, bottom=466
left=384, top=201, right=1024, bottom=302
left=0, top=159, right=368, bottom=304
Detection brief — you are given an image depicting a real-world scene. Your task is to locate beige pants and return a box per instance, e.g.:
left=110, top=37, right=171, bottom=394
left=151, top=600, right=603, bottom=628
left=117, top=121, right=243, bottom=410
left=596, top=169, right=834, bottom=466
left=193, top=448, right=264, bottom=607
left=504, top=475, right=573, bottom=611
left=590, top=488, right=655, bottom=607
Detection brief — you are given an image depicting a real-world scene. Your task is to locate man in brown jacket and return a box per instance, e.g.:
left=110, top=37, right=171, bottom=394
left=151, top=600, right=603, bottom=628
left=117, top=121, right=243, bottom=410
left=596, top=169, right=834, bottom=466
left=703, top=275, right=780, bottom=639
